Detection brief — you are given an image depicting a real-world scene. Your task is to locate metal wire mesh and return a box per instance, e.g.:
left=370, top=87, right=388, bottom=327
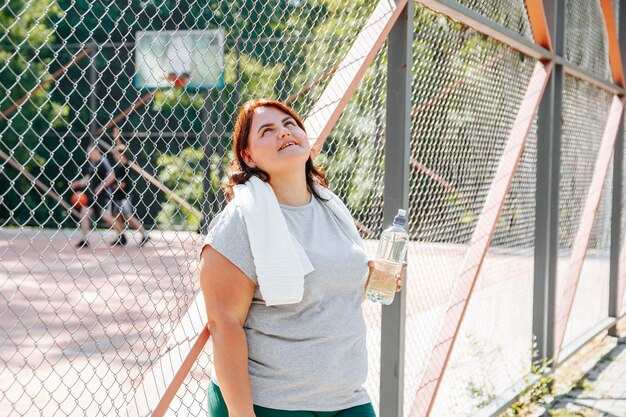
left=315, top=47, right=388, bottom=410
left=403, top=3, right=537, bottom=415
left=2, top=1, right=625, bottom=417
left=461, top=0, right=534, bottom=39
left=558, top=75, right=614, bottom=349
left=0, top=1, right=384, bottom=416
left=565, top=0, right=613, bottom=82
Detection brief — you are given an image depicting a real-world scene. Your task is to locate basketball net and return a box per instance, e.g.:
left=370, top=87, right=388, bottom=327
left=166, top=73, right=189, bottom=88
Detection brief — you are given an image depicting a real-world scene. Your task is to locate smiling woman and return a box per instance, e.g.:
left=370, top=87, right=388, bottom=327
left=198, top=98, right=404, bottom=417
left=224, top=99, right=329, bottom=206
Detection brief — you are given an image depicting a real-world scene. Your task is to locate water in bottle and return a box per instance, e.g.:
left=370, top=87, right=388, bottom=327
left=366, top=209, right=409, bottom=305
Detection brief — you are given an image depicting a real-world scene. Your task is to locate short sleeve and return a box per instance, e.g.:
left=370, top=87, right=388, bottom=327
left=203, top=203, right=258, bottom=284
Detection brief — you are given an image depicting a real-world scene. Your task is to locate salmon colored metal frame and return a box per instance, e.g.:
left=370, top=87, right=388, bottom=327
left=305, top=0, right=409, bottom=158
left=552, top=0, right=625, bottom=363
left=148, top=0, right=626, bottom=414
left=599, top=0, right=624, bottom=88
left=525, top=0, right=553, bottom=51
left=0, top=48, right=92, bottom=220
left=553, top=96, right=625, bottom=362
left=406, top=1, right=554, bottom=415
left=600, top=0, right=626, bottom=324
left=408, top=61, right=553, bottom=417
left=0, top=149, right=82, bottom=219
left=416, top=0, right=551, bottom=60
left=151, top=326, right=211, bottom=417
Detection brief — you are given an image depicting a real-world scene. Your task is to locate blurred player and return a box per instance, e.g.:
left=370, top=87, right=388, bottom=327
left=110, top=128, right=150, bottom=246
left=70, top=142, right=124, bottom=248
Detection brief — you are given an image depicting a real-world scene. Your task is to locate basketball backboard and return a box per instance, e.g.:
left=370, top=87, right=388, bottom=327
left=134, top=29, right=225, bottom=90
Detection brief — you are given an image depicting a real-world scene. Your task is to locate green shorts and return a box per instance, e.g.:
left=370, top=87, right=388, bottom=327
left=207, top=381, right=376, bottom=417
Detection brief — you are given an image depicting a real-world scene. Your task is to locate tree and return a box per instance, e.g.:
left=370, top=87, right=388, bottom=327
left=0, top=0, right=67, bottom=227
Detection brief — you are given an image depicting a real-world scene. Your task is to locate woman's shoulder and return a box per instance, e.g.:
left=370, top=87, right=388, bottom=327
left=203, top=201, right=257, bottom=283
left=207, top=201, right=246, bottom=237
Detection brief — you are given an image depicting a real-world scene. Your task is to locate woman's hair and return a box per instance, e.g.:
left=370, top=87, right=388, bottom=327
left=224, top=98, right=329, bottom=202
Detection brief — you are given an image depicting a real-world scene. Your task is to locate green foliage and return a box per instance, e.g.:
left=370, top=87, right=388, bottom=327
left=155, top=147, right=204, bottom=230
left=2, top=0, right=534, bottom=236
left=499, top=337, right=554, bottom=417
left=155, top=146, right=230, bottom=230
left=0, top=0, right=69, bottom=226
left=548, top=408, right=598, bottom=417
left=597, top=352, right=615, bottom=364
left=463, top=334, right=498, bottom=409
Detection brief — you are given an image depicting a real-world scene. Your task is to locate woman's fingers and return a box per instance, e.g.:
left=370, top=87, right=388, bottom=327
left=369, top=260, right=406, bottom=292
left=395, top=262, right=407, bottom=292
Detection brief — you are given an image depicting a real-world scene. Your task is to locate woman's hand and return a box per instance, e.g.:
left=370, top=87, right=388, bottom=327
left=367, top=260, right=407, bottom=292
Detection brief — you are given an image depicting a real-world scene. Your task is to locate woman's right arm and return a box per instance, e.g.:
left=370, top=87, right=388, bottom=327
left=199, top=245, right=256, bottom=417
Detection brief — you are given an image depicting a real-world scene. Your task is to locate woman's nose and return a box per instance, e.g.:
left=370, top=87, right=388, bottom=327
left=278, top=126, right=290, bottom=139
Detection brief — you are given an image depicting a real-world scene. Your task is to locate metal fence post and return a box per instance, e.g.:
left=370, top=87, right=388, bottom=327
left=609, top=111, right=624, bottom=337
left=200, top=91, right=215, bottom=234
left=608, top=0, right=626, bottom=337
left=380, top=1, right=412, bottom=416
left=533, top=0, right=565, bottom=366
left=89, top=42, right=98, bottom=137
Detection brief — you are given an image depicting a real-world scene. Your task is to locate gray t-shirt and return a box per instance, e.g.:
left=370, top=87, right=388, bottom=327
left=203, top=195, right=371, bottom=411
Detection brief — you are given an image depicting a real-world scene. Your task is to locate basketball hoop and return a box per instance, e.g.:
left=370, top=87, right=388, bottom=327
left=135, top=30, right=225, bottom=90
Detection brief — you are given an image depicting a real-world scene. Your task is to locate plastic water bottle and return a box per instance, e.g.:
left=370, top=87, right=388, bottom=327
left=366, top=209, right=409, bottom=305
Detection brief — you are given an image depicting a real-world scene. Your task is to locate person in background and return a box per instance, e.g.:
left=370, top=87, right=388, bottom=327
left=199, top=99, right=406, bottom=417
left=70, top=142, right=124, bottom=248
left=109, top=134, right=150, bottom=246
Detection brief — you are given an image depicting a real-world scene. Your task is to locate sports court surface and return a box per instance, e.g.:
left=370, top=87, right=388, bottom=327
left=1, top=228, right=615, bottom=416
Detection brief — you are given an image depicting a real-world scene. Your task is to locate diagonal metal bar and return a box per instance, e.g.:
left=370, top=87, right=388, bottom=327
left=0, top=149, right=82, bottom=219
left=95, top=91, right=157, bottom=136
left=151, top=326, right=211, bottom=417
left=97, top=138, right=203, bottom=220
left=285, top=63, right=338, bottom=105
left=408, top=61, right=553, bottom=417
left=410, top=48, right=513, bottom=215
left=554, top=96, right=625, bottom=362
left=525, top=0, right=552, bottom=51
left=599, top=0, right=624, bottom=88
left=304, top=0, right=408, bottom=158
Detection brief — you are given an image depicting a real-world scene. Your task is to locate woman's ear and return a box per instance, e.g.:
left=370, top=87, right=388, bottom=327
left=241, top=150, right=256, bottom=168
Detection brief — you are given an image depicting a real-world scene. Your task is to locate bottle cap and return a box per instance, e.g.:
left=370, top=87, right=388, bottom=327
left=393, top=209, right=407, bottom=227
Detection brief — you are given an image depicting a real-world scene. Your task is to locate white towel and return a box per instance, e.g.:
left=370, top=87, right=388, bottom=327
left=232, top=175, right=363, bottom=306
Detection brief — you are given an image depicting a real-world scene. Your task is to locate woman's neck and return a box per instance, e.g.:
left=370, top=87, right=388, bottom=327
left=269, top=172, right=311, bottom=206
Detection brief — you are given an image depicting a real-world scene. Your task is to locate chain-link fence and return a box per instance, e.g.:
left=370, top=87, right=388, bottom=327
left=558, top=76, right=614, bottom=349
left=2, top=0, right=626, bottom=416
left=404, top=4, right=538, bottom=414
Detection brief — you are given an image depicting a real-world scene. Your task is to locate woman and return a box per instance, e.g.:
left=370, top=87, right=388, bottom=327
left=199, top=99, right=405, bottom=417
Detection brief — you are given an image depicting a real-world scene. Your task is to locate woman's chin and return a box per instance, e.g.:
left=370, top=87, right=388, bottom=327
left=263, top=155, right=309, bottom=176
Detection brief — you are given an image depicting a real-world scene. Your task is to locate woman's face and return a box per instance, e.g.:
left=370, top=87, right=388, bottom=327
left=242, top=106, right=310, bottom=177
